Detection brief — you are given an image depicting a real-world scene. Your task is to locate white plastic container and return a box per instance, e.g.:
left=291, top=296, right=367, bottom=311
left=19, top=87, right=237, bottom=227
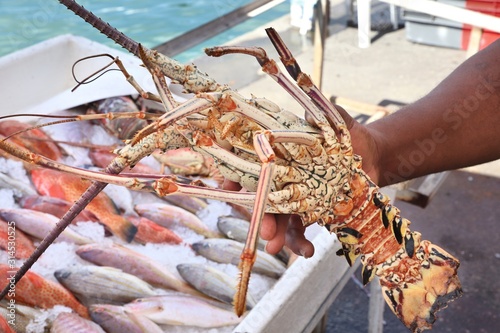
left=0, top=34, right=166, bottom=118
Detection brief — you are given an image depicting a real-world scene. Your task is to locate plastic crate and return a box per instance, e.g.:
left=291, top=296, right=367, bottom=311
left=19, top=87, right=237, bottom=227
left=462, top=0, right=500, bottom=49
left=404, top=2, right=465, bottom=49
left=466, top=0, right=500, bottom=15
left=404, top=0, right=500, bottom=50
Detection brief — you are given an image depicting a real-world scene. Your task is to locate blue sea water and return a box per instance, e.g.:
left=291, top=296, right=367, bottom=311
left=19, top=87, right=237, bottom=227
left=0, top=0, right=289, bottom=63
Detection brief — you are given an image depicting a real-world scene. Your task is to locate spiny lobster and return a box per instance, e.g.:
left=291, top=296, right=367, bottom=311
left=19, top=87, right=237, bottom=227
left=0, top=0, right=462, bottom=331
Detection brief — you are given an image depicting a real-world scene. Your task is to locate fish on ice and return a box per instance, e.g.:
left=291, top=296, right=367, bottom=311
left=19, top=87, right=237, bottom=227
left=193, top=239, right=286, bottom=278
left=20, top=195, right=99, bottom=224
left=0, top=264, right=89, bottom=319
left=177, top=263, right=257, bottom=309
left=0, top=208, right=93, bottom=245
left=124, top=294, right=243, bottom=328
left=127, top=216, right=183, bottom=245
left=76, top=243, right=202, bottom=297
left=50, top=311, right=106, bottom=333
left=90, top=304, right=162, bottom=333
left=135, top=202, right=222, bottom=238
left=54, top=266, right=156, bottom=306
left=31, top=168, right=137, bottom=242
left=0, top=219, right=35, bottom=259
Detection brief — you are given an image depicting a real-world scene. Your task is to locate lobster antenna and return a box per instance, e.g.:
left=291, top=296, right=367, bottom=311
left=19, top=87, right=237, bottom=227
left=71, top=54, right=122, bottom=92
left=0, top=119, right=78, bottom=142
left=58, top=0, right=139, bottom=56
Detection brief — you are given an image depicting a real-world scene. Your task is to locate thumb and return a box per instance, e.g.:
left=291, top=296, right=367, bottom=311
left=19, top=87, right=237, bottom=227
left=306, top=102, right=356, bottom=131
left=331, top=103, right=356, bottom=131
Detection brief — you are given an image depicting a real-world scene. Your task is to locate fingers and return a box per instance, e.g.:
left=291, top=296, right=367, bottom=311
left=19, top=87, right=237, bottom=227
left=260, top=213, right=277, bottom=241
left=263, top=214, right=288, bottom=254
left=332, top=103, right=356, bottom=130
left=222, top=180, right=315, bottom=258
left=315, top=102, right=356, bottom=131
left=285, top=215, right=315, bottom=258
left=263, top=214, right=315, bottom=258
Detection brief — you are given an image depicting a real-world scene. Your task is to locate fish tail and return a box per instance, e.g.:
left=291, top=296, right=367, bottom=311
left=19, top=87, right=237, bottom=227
left=121, top=221, right=138, bottom=243
left=105, top=216, right=138, bottom=242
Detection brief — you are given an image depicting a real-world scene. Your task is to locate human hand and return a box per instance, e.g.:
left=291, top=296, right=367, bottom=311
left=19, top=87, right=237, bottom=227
left=260, top=213, right=315, bottom=257
left=332, top=104, right=381, bottom=183
left=222, top=180, right=315, bottom=257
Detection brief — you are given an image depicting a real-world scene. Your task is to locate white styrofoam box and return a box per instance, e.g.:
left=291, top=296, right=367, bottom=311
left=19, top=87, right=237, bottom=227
left=0, top=34, right=190, bottom=118
left=235, top=228, right=354, bottom=333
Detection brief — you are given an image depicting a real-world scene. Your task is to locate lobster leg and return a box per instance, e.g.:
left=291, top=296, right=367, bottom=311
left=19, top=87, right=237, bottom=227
left=265, top=28, right=346, bottom=128
left=204, top=46, right=333, bottom=131
left=264, top=28, right=353, bottom=159
left=234, top=131, right=275, bottom=316
left=206, top=34, right=357, bottom=213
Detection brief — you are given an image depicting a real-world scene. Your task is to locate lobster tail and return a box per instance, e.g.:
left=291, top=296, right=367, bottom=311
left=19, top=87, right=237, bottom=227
left=332, top=177, right=462, bottom=332
left=378, top=236, right=462, bottom=332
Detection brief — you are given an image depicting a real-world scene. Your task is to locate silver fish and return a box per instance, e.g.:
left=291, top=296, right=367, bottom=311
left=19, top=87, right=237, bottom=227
left=54, top=266, right=156, bottom=306
left=90, top=304, right=162, bottom=333
left=162, top=194, right=207, bottom=214
left=0, top=208, right=93, bottom=244
left=217, top=216, right=268, bottom=250
left=192, top=239, right=286, bottom=278
left=50, top=312, right=105, bottom=333
left=177, top=263, right=257, bottom=309
left=217, top=216, right=290, bottom=263
left=76, top=243, right=203, bottom=297
left=135, top=203, right=222, bottom=238
left=125, top=311, right=164, bottom=333
left=125, top=295, right=242, bottom=327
